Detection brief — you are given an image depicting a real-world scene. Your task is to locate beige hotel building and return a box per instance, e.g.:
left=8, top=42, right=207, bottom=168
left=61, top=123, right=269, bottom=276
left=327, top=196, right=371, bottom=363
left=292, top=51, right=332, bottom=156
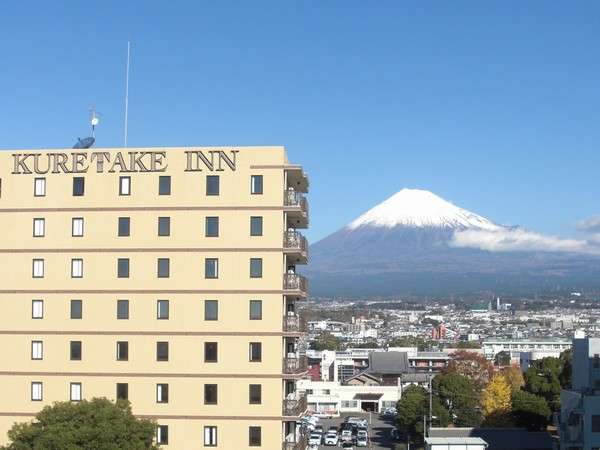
left=0, top=146, right=309, bottom=449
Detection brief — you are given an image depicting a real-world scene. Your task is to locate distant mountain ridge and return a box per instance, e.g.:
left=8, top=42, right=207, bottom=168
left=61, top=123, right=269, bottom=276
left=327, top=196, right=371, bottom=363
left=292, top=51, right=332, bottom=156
left=306, top=189, right=600, bottom=297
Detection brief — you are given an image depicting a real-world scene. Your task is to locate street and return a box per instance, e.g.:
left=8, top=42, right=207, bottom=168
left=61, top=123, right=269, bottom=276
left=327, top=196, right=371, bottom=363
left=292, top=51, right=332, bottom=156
left=312, top=412, right=399, bottom=450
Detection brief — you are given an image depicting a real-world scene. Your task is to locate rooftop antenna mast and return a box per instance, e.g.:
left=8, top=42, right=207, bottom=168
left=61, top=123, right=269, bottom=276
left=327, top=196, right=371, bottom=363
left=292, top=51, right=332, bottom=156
left=124, top=41, right=131, bottom=147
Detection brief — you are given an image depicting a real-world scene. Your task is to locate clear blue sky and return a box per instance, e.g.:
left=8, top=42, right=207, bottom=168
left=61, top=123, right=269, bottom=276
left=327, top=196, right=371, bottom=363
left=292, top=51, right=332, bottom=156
left=1, top=1, right=598, bottom=242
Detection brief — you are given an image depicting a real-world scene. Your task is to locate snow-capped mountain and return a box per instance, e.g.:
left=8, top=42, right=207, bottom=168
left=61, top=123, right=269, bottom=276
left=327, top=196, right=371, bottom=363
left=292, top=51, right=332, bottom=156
left=306, top=188, right=600, bottom=297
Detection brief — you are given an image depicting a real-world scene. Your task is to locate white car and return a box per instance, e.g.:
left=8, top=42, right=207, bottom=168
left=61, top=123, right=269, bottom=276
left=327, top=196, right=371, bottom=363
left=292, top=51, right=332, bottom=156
left=324, top=431, right=339, bottom=446
left=356, top=431, right=368, bottom=447
left=308, top=433, right=322, bottom=446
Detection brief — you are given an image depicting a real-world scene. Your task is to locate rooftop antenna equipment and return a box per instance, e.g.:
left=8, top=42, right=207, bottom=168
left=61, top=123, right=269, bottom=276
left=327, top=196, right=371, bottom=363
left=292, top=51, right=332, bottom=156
left=124, top=41, right=131, bottom=147
left=72, top=108, right=100, bottom=149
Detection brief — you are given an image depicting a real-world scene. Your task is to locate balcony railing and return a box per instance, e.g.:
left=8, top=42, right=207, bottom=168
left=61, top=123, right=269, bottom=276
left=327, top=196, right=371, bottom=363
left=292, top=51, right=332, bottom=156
left=283, top=274, right=308, bottom=295
left=283, top=315, right=306, bottom=333
left=284, top=190, right=308, bottom=214
left=282, top=393, right=307, bottom=416
left=282, top=434, right=308, bottom=450
left=283, top=356, right=308, bottom=374
left=283, top=231, right=308, bottom=256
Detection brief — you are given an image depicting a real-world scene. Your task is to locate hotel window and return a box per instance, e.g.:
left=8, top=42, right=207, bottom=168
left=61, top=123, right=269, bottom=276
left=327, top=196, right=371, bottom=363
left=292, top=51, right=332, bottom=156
left=117, top=258, right=130, bottom=278
left=204, top=342, right=218, bottom=363
left=156, top=425, right=168, bottom=445
left=158, top=217, right=170, bottom=236
left=204, top=384, right=218, bottom=405
left=70, top=341, right=82, bottom=360
left=158, top=176, right=171, bottom=195
left=118, top=217, right=130, bottom=237
left=204, top=300, right=218, bottom=321
left=249, top=384, right=261, bottom=404
left=250, top=258, right=263, bottom=278
left=249, top=426, right=261, bottom=447
left=204, top=426, right=217, bottom=447
left=72, top=177, right=85, bottom=196
left=72, top=217, right=84, bottom=237
left=116, top=383, right=128, bottom=400
left=117, top=300, right=129, bottom=319
left=119, top=176, right=131, bottom=195
left=156, top=384, right=169, bottom=403
left=206, top=175, right=219, bottom=195
left=33, top=218, right=45, bottom=237
left=157, top=300, right=169, bottom=320
left=156, top=342, right=169, bottom=361
left=205, top=216, right=219, bottom=237
left=31, top=341, right=43, bottom=360
left=205, top=258, right=218, bottom=279
left=249, top=342, right=262, bottom=362
left=250, top=216, right=263, bottom=236
left=157, top=258, right=170, bottom=278
left=249, top=300, right=262, bottom=320
left=32, top=300, right=44, bottom=319
left=116, top=341, right=129, bottom=361
left=31, top=382, right=43, bottom=401
left=71, top=259, right=83, bottom=278
left=34, top=177, right=46, bottom=197
left=70, top=383, right=82, bottom=401
left=32, top=259, right=44, bottom=278
left=250, top=175, right=263, bottom=194
left=70, top=300, right=82, bottom=319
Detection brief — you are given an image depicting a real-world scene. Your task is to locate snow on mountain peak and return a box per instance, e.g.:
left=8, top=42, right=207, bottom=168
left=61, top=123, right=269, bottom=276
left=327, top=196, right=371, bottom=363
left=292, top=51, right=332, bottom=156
left=347, top=188, right=500, bottom=231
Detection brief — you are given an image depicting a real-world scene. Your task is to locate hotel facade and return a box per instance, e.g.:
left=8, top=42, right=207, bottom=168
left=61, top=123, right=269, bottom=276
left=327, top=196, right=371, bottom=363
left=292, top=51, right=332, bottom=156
left=0, top=146, right=309, bottom=449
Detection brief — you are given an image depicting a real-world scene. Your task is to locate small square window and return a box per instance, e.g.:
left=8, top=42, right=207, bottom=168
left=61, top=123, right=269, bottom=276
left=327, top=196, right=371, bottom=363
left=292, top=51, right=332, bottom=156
left=204, top=426, right=218, bottom=447
left=205, top=300, right=218, bottom=321
left=249, top=342, right=262, bottom=362
left=250, top=216, right=263, bottom=236
left=206, top=175, right=220, bottom=195
left=31, top=382, right=43, bottom=401
left=158, top=217, right=170, bottom=236
left=32, top=259, right=44, bottom=278
left=118, top=217, right=130, bottom=237
left=159, top=176, right=171, bottom=195
left=119, top=176, right=131, bottom=196
left=249, top=426, right=261, bottom=447
left=31, top=341, right=43, bottom=360
left=70, top=300, right=82, bottom=319
left=116, top=341, right=129, bottom=361
left=72, top=177, right=85, bottom=196
left=33, top=218, right=45, bottom=237
left=32, top=300, right=44, bottom=319
left=157, top=300, right=169, bottom=320
left=249, top=384, right=262, bottom=404
left=205, top=342, right=218, bottom=363
left=249, top=300, right=262, bottom=320
left=116, top=383, right=128, bottom=400
left=157, top=258, right=170, bottom=278
left=156, top=425, right=169, bottom=445
left=72, top=218, right=84, bottom=237
left=71, top=259, right=83, bottom=278
left=205, top=258, right=218, bottom=279
left=204, top=384, right=218, bottom=405
left=70, top=382, right=82, bottom=401
left=117, top=258, right=130, bottom=278
left=117, top=300, right=129, bottom=319
left=251, top=175, right=263, bottom=195
left=156, top=342, right=169, bottom=361
left=34, top=178, right=46, bottom=197
left=70, top=341, right=82, bottom=360
left=250, top=258, right=263, bottom=278
left=157, top=383, right=169, bottom=403
left=205, top=217, right=219, bottom=237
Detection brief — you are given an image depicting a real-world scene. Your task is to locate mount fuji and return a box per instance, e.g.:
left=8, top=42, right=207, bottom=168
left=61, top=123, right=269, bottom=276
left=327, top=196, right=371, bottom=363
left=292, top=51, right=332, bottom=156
left=307, top=189, right=600, bottom=297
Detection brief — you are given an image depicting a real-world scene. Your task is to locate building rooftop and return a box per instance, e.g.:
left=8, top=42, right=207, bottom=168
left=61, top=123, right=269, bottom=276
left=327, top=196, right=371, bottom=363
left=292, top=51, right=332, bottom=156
left=425, top=437, right=488, bottom=446
left=429, top=428, right=553, bottom=450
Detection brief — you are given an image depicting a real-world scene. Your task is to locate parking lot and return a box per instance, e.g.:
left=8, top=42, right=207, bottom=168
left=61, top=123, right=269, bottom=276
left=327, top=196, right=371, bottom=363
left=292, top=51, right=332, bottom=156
left=308, top=412, right=399, bottom=450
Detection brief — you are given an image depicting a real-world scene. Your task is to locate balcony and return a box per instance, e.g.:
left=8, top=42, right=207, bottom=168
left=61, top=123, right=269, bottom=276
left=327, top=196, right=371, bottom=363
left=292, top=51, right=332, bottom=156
left=282, top=434, right=308, bottom=450
left=283, top=231, right=308, bottom=264
left=282, top=393, right=307, bottom=417
left=284, top=190, right=308, bottom=228
left=283, top=315, right=306, bottom=334
left=283, top=274, right=308, bottom=297
left=283, top=356, right=308, bottom=375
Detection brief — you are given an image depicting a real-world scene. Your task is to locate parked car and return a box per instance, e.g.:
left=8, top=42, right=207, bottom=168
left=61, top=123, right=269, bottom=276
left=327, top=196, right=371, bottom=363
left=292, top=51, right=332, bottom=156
left=342, top=442, right=354, bottom=450
left=308, top=433, right=322, bottom=446
left=324, top=431, right=339, bottom=446
left=314, top=425, right=324, bottom=434
left=328, top=425, right=338, bottom=433
left=356, top=430, right=368, bottom=447
left=381, top=407, right=397, bottom=417
left=341, top=429, right=353, bottom=442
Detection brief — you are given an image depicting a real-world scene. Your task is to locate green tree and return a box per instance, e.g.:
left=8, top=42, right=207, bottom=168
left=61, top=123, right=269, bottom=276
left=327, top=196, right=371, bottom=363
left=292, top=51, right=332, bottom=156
left=388, top=336, right=433, bottom=351
left=494, top=351, right=511, bottom=366
left=396, top=385, right=450, bottom=442
left=511, top=390, right=551, bottom=431
left=433, top=372, right=482, bottom=427
left=559, top=349, right=572, bottom=389
left=523, top=357, right=562, bottom=412
left=445, top=350, right=494, bottom=389
left=311, top=332, right=342, bottom=351
left=502, top=365, right=525, bottom=392
left=0, top=398, right=158, bottom=450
